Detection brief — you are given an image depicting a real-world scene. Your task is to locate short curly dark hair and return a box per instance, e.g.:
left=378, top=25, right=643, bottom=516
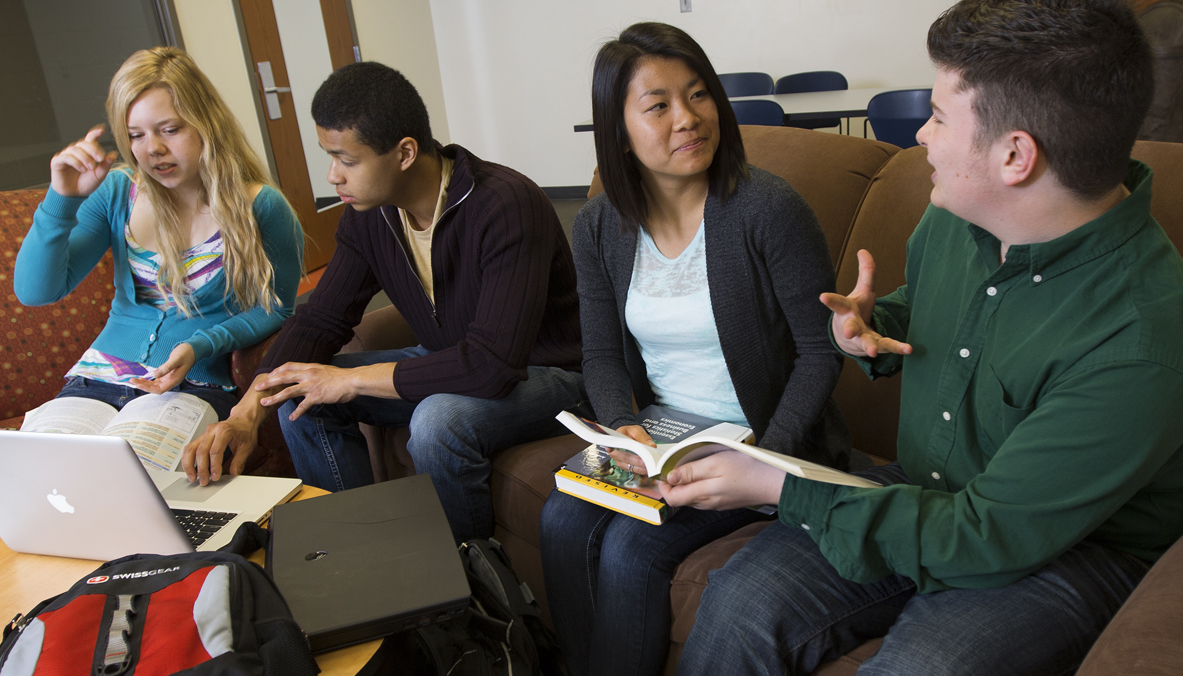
left=928, top=0, right=1153, bottom=199
left=311, top=61, right=433, bottom=156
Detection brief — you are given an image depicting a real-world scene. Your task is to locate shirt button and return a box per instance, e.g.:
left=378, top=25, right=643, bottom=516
left=1033, top=274, right=1043, bottom=283
left=801, top=524, right=811, bottom=531
left=149, top=334, right=156, bottom=341
left=943, top=411, right=952, bottom=421
left=932, top=471, right=941, bottom=480
left=987, top=286, right=998, bottom=296
left=959, top=348, right=970, bottom=358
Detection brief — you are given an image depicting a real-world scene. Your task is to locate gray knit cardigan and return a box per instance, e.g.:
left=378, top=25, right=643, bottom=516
left=573, top=167, right=850, bottom=468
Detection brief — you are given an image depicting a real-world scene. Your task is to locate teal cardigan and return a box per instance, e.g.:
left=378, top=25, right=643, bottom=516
left=14, top=171, right=303, bottom=388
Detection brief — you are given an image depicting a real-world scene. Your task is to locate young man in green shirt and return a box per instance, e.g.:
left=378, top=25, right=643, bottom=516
left=666, top=1, right=1183, bottom=673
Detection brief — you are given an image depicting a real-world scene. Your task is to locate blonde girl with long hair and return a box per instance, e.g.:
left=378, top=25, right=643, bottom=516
left=15, top=47, right=303, bottom=421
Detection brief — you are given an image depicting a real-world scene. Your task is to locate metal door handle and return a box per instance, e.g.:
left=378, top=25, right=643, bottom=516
left=257, top=61, right=289, bottom=120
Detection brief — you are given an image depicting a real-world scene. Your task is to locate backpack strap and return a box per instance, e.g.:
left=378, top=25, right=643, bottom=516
left=98, top=594, right=138, bottom=676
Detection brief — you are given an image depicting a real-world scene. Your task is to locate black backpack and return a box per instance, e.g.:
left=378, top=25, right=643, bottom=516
left=363, top=538, right=568, bottom=676
left=0, top=548, right=318, bottom=676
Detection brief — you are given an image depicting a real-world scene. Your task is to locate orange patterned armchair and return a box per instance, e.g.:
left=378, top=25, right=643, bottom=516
left=0, top=188, right=294, bottom=477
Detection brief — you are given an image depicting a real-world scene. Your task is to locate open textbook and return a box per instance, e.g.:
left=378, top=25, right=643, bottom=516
left=555, top=410, right=882, bottom=488
left=20, top=392, right=217, bottom=472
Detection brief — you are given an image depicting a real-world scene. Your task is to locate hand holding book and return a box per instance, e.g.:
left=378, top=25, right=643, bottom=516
left=607, top=424, right=657, bottom=474
left=553, top=405, right=881, bottom=526
left=659, top=450, right=789, bottom=510
left=555, top=409, right=880, bottom=488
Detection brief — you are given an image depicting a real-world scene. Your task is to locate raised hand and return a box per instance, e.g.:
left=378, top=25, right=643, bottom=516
left=128, top=343, right=195, bottom=394
left=50, top=125, right=119, bottom=197
left=819, top=249, right=912, bottom=358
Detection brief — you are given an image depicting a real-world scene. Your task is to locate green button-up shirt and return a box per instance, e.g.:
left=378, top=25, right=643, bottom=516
left=781, top=161, right=1183, bottom=593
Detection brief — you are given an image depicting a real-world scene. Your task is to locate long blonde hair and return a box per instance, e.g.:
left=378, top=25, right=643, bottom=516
left=107, top=47, right=290, bottom=316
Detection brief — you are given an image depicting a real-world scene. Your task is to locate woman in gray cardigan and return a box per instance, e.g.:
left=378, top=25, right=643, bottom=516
left=539, top=22, right=849, bottom=676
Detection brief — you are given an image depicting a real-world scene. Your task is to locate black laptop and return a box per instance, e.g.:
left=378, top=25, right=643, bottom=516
left=267, top=473, right=471, bottom=652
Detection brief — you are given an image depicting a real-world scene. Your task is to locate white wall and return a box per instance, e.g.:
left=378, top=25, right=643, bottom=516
left=174, top=0, right=451, bottom=185
left=174, top=0, right=271, bottom=176
left=352, top=0, right=451, bottom=145
left=429, top=0, right=952, bottom=187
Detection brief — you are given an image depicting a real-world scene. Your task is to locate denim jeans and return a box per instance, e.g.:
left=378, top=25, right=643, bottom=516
left=277, top=346, right=589, bottom=544
left=55, top=376, right=238, bottom=420
left=539, top=488, right=771, bottom=676
left=676, top=464, right=1152, bottom=676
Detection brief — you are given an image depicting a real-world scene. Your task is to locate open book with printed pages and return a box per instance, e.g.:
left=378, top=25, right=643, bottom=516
left=555, top=408, right=882, bottom=489
left=20, top=391, right=216, bottom=472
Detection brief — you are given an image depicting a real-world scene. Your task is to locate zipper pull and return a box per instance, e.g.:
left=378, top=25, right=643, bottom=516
left=4, top=613, right=28, bottom=640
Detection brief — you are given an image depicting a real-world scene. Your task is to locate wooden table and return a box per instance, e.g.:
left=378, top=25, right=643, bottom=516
left=573, top=86, right=929, bottom=132
left=0, top=485, right=380, bottom=674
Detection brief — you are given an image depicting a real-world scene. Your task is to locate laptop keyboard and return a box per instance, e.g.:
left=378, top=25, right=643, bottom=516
left=171, top=509, right=238, bottom=547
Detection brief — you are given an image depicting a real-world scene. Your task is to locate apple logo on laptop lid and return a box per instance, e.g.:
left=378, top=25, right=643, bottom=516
left=47, top=489, right=74, bottom=514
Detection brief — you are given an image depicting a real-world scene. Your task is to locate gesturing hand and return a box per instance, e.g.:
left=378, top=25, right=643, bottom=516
left=129, top=343, right=195, bottom=394
left=50, top=125, right=119, bottom=198
left=819, top=249, right=912, bottom=358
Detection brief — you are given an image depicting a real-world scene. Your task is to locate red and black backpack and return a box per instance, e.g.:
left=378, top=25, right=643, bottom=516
left=0, top=551, right=318, bottom=676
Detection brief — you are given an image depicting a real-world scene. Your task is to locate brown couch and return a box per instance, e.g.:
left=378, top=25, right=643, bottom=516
left=340, top=126, right=1183, bottom=675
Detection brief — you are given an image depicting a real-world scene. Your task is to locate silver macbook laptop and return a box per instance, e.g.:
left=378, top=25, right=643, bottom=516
left=0, top=430, right=302, bottom=560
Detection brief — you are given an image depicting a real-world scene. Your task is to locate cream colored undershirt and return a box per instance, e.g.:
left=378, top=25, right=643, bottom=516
left=398, top=155, right=454, bottom=303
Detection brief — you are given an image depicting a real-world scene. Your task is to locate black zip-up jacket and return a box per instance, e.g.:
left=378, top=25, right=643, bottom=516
left=259, top=144, right=582, bottom=402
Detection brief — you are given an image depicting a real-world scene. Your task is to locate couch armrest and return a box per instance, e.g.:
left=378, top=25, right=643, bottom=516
left=231, top=333, right=279, bottom=391
left=1077, top=536, right=1183, bottom=675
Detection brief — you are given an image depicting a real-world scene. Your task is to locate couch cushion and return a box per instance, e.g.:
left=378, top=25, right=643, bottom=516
left=1, top=189, right=115, bottom=420
left=1132, top=140, right=1183, bottom=251
left=490, top=434, right=589, bottom=632
left=491, top=433, right=589, bottom=547
left=829, top=146, right=933, bottom=462
left=738, top=126, right=899, bottom=267
left=1077, top=534, right=1183, bottom=676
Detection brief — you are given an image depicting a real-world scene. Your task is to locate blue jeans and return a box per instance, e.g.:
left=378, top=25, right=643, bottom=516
left=55, top=376, right=238, bottom=420
left=539, top=488, right=771, bottom=676
left=676, top=464, right=1152, bottom=676
left=278, top=346, right=589, bottom=544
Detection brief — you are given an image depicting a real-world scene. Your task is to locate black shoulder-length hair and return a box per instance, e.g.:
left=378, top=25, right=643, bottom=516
left=592, top=22, right=748, bottom=234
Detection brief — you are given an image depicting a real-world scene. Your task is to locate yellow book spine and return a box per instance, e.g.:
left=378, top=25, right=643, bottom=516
left=554, top=468, right=667, bottom=525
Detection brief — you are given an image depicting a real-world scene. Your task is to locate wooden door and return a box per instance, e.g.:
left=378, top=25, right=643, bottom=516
left=236, top=0, right=358, bottom=272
